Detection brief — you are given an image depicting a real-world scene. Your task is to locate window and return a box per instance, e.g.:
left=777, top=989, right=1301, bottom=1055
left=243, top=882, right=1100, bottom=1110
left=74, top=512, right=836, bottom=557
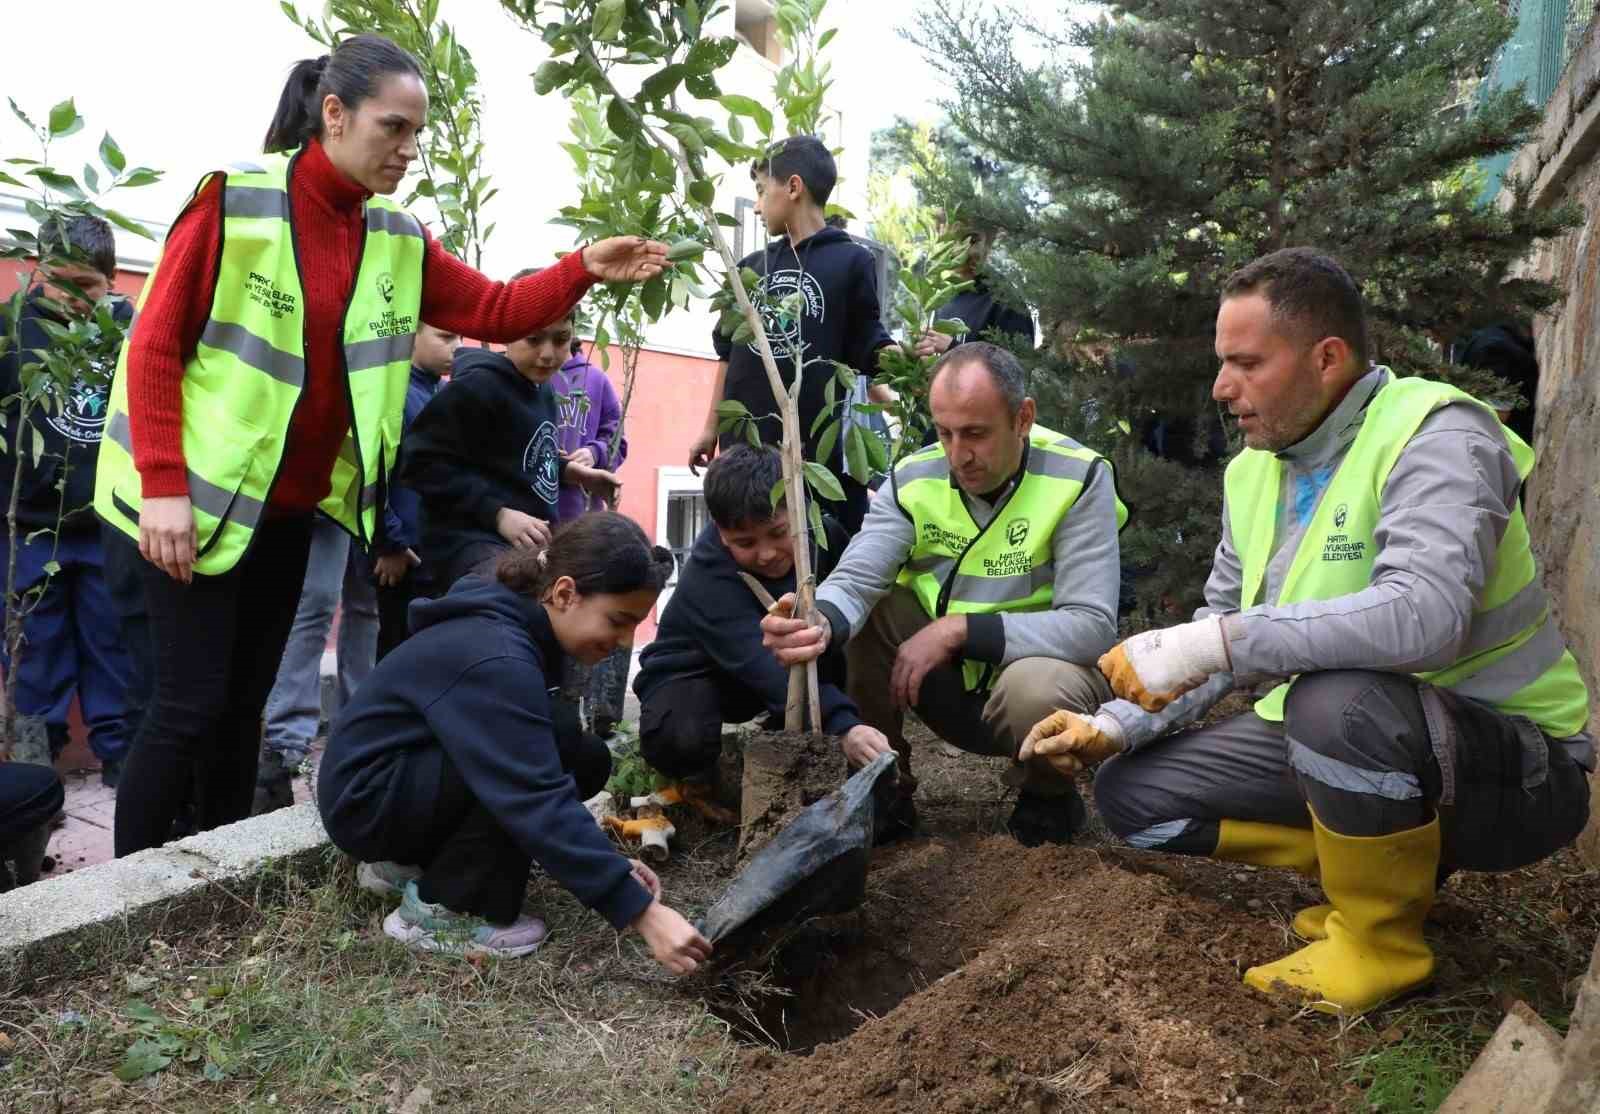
left=666, top=490, right=710, bottom=574
left=735, top=0, right=783, bottom=65
left=654, top=467, right=707, bottom=612
left=734, top=196, right=761, bottom=259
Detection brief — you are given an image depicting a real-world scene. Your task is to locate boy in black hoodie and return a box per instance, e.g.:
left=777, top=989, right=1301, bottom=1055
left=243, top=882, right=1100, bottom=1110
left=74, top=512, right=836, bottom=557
left=397, top=275, right=618, bottom=590
left=0, top=215, right=135, bottom=785
left=685, top=137, right=894, bottom=533
left=634, top=446, right=889, bottom=779
left=318, top=512, right=710, bottom=970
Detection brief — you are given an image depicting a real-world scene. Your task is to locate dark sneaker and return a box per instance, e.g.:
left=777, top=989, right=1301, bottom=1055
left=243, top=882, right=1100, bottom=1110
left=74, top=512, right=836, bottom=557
left=1007, top=790, right=1088, bottom=848
left=100, top=758, right=123, bottom=789
left=252, top=749, right=298, bottom=816
left=383, top=881, right=547, bottom=959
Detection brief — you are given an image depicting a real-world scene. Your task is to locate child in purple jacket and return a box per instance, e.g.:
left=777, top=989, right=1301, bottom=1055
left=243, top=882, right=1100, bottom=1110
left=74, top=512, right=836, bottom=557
left=554, top=339, right=627, bottom=521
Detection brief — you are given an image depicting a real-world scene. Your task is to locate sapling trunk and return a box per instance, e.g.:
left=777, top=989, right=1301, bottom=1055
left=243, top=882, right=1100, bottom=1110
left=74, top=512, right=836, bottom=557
left=576, top=50, right=824, bottom=731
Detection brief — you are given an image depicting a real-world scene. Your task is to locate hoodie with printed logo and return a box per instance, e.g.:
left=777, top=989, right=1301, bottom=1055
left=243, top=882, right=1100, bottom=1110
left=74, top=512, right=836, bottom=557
left=395, top=346, right=560, bottom=576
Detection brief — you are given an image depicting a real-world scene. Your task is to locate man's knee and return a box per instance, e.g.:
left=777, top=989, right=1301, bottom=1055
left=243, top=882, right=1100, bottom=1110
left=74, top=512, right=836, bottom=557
left=1283, top=669, right=1429, bottom=775
left=1091, top=752, right=1161, bottom=840
left=989, top=658, right=1111, bottom=737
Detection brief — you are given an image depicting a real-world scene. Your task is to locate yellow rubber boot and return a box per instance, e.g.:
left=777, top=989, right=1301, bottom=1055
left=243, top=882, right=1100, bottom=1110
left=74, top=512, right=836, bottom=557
left=1212, top=820, right=1329, bottom=940
left=1243, top=813, right=1439, bottom=1014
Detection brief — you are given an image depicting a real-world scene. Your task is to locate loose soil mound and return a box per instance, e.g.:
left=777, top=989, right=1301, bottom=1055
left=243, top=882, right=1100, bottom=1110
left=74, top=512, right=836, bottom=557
left=737, top=730, right=846, bottom=859
left=714, top=835, right=1368, bottom=1114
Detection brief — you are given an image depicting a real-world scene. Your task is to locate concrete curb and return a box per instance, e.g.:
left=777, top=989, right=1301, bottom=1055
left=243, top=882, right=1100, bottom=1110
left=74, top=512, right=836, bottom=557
left=0, top=802, right=333, bottom=993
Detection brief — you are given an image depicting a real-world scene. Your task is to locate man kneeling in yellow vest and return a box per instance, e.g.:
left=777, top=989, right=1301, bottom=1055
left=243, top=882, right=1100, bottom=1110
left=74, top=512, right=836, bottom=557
left=762, top=341, right=1127, bottom=848
left=1024, top=248, right=1594, bottom=1015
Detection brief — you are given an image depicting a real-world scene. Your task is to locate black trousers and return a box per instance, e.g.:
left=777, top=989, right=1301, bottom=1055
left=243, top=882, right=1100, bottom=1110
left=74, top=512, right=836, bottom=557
left=0, top=762, right=63, bottom=891
left=100, top=522, right=155, bottom=748
left=638, top=672, right=770, bottom=779
left=112, top=516, right=314, bottom=856
left=375, top=569, right=429, bottom=662
left=0, top=763, right=63, bottom=847
left=331, top=699, right=611, bottom=924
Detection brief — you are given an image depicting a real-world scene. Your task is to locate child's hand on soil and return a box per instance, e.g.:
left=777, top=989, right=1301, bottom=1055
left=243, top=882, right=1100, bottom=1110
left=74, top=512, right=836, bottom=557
left=632, top=902, right=712, bottom=975
left=629, top=858, right=662, bottom=900
left=841, top=724, right=893, bottom=767
left=761, top=592, right=830, bottom=666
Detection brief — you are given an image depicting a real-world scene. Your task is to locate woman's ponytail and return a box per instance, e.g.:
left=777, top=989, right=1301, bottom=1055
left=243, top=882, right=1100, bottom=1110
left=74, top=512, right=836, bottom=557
left=263, top=55, right=329, bottom=154
left=260, top=35, right=421, bottom=155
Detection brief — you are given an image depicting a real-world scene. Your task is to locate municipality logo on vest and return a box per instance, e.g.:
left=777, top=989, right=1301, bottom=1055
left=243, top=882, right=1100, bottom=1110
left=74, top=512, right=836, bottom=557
left=377, top=272, right=394, bottom=304
left=1321, top=503, right=1367, bottom=562
left=1005, top=518, right=1029, bottom=546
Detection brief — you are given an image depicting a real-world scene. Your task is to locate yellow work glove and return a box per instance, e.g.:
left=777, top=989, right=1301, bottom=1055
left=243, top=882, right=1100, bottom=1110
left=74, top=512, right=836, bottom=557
left=1098, top=615, right=1230, bottom=712
left=1019, top=709, right=1125, bottom=775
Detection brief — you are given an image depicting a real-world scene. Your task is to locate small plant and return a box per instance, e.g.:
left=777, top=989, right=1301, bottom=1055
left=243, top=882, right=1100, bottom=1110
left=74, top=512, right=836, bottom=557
left=507, top=0, right=849, bottom=730
left=0, top=99, right=160, bottom=756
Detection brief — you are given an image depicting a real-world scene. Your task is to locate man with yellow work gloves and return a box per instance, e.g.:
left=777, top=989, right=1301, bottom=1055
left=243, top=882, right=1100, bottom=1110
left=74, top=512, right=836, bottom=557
left=762, top=341, right=1126, bottom=847
left=1023, top=248, right=1594, bottom=1015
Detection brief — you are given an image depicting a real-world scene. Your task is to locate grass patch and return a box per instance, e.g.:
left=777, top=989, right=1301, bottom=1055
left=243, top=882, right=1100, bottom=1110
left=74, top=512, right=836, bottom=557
left=0, top=845, right=738, bottom=1112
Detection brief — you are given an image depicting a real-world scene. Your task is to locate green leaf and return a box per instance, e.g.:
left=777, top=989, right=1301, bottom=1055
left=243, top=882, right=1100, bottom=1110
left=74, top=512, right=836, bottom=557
left=769, top=477, right=786, bottom=511
left=815, top=420, right=839, bottom=466
left=665, top=238, right=704, bottom=262
left=8, top=98, right=37, bottom=134
left=606, top=96, right=639, bottom=140
left=718, top=94, right=773, bottom=136
left=845, top=424, right=869, bottom=481
left=115, top=1038, right=174, bottom=1082
left=931, top=318, right=967, bottom=337
left=47, top=98, right=81, bottom=138
left=592, top=0, right=626, bottom=42
left=98, top=132, right=126, bottom=175
left=803, top=461, right=845, bottom=503
left=1116, top=418, right=1132, bottom=435
left=101, top=209, right=154, bottom=240
left=808, top=495, right=826, bottom=546
left=119, top=168, right=161, bottom=189
left=41, top=559, right=61, bottom=577
left=861, top=424, right=889, bottom=472
left=640, top=273, right=668, bottom=318
left=715, top=399, right=751, bottom=420
left=688, top=179, right=715, bottom=206
left=27, top=168, right=83, bottom=198
left=533, top=60, right=571, bottom=96
left=30, top=424, right=44, bottom=470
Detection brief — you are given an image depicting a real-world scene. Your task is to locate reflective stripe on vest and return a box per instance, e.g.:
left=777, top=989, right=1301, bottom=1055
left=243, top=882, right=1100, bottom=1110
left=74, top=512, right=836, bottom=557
left=94, top=150, right=424, bottom=575
left=893, top=424, right=1127, bottom=691
left=1225, top=376, right=1589, bottom=738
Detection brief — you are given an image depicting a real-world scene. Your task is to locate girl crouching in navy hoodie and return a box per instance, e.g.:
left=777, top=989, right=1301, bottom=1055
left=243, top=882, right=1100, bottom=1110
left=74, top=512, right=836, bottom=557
left=317, top=513, right=711, bottom=972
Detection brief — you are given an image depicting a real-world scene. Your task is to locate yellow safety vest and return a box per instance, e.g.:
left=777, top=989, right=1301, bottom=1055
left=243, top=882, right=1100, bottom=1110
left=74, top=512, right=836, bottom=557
left=893, top=424, right=1127, bottom=691
left=95, top=151, right=424, bottom=575
left=1225, top=376, right=1589, bottom=737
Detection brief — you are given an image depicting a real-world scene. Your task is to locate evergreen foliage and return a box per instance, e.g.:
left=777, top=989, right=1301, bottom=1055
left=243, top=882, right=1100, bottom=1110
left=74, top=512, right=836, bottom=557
left=910, top=0, right=1581, bottom=620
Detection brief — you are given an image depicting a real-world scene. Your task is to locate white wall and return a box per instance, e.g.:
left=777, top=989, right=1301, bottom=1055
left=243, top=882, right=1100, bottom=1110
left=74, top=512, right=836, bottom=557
left=3, top=0, right=884, bottom=359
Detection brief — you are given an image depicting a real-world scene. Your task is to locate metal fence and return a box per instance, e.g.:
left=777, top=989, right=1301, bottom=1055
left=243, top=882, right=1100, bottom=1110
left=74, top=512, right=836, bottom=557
left=1478, top=0, right=1599, bottom=201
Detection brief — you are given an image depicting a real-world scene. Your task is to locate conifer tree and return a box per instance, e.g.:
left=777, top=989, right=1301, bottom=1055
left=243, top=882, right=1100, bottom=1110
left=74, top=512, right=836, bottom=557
left=911, top=0, right=1579, bottom=618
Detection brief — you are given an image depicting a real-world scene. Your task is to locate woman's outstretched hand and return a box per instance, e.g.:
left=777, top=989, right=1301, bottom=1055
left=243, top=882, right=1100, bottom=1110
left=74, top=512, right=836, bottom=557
left=581, top=237, right=671, bottom=283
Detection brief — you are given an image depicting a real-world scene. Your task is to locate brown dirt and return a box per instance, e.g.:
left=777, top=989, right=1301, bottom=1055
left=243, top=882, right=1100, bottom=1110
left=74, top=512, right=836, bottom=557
left=737, top=730, right=847, bottom=859
left=712, top=835, right=1372, bottom=1114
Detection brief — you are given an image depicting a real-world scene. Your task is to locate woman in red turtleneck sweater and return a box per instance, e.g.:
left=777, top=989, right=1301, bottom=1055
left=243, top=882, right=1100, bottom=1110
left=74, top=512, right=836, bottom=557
left=108, top=34, right=669, bottom=857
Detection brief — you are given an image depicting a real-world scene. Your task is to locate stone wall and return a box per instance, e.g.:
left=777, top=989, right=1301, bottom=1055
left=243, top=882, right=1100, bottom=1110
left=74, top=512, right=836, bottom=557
left=1507, top=15, right=1600, bottom=866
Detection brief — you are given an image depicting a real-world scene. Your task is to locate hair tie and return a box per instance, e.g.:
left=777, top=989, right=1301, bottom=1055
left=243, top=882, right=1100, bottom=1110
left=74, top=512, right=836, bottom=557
left=312, top=54, right=330, bottom=75
left=536, top=549, right=550, bottom=568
